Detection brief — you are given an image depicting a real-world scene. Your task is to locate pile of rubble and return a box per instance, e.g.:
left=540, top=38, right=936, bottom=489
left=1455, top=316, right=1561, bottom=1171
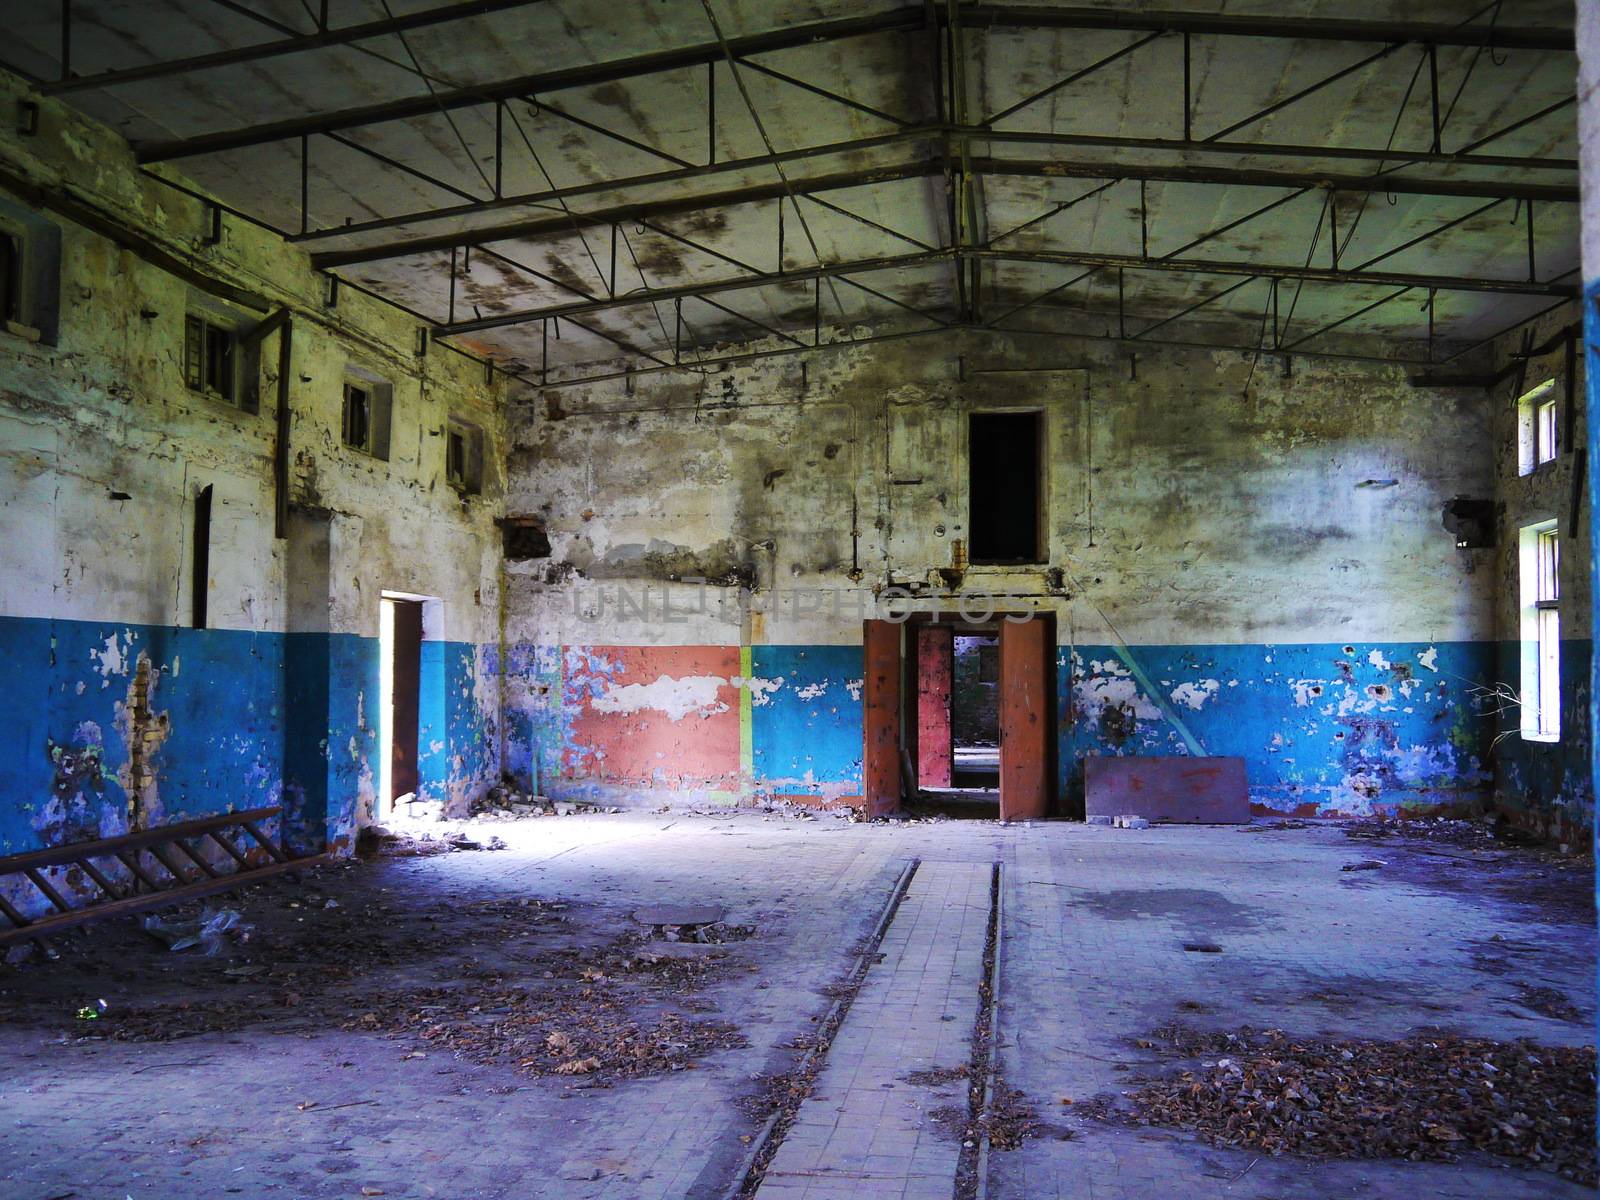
left=1126, top=1025, right=1596, bottom=1183
left=470, top=786, right=620, bottom=821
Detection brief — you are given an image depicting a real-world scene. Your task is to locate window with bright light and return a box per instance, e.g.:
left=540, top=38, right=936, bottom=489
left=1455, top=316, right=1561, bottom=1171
left=1519, top=520, right=1560, bottom=741
left=1516, top=379, right=1558, bottom=474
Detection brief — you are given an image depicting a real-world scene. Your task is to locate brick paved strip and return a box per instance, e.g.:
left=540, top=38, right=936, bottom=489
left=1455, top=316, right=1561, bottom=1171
left=753, top=860, right=995, bottom=1200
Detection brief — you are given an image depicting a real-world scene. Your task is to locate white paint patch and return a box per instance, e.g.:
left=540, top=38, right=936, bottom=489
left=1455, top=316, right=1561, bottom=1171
left=91, top=631, right=128, bottom=679
left=75, top=680, right=86, bottom=695
left=1290, top=679, right=1325, bottom=708
left=1076, top=676, right=1162, bottom=720
left=1170, top=679, right=1220, bottom=710
left=1367, top=649, right=1391, bottom=670
left=73, top=720, right=102, bottom=745
left=796, top=682, right=828, bottom=700
left=738, top=676, right=785, bottom=707
left=845, top=679, right=863, bottom=701
left=592, top=674, right=730, bottom=721
left=1418, top=647, right=1439, bottom=672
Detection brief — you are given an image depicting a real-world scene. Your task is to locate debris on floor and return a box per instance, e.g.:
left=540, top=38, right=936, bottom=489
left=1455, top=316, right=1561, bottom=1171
left=356, top=826, right=507, bottom=856
left=1122, top=1025, right=1597, bottom=1184
left=355, top=976, right=745, bottom=1081
left=471, top=786, right=622, bottom=820
left=1513, top=984, right=1585, bottom=1023
left=1238, top=819, right=1317, bottom=833
left=141, top=907, right=250, bottom=955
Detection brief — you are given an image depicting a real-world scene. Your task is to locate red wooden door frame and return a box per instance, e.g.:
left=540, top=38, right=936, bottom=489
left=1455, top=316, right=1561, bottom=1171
left=998, top=615, right=1054, bottom=821
left=863, top=619, right=902, bottom=817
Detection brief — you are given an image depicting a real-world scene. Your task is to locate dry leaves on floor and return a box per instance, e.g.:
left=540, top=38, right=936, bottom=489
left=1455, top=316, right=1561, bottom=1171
left=1127, top=1026, right=1597, bottom=1184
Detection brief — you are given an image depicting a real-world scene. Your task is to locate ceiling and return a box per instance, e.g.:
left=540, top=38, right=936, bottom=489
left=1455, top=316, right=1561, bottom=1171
left=0, top=0, right=1581, bottom=384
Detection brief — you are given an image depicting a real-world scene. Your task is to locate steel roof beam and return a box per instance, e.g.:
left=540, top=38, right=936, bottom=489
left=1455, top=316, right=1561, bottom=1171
left=432, top=245, right=1575, bottom=338
left=294, top=128, right=1573, bottom=249
left=53, top=2, right=1572, bottom=104
left=46, top=0, right=556, bottom=94
left=129, top=5, right=1573, bottom=163
left=311, top=152, right=1577, bottom=271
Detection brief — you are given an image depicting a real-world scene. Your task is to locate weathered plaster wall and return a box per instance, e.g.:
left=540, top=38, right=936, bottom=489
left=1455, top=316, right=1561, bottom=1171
left=1484, top=302, right=1593, bottom=840
left=504, top=328, right=1497, bottom=817
left=0, top=72, right=505, bottom=883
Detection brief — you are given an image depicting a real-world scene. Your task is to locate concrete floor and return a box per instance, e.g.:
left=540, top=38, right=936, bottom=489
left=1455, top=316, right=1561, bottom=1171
left=0, top=811, right=1593, bottom=1199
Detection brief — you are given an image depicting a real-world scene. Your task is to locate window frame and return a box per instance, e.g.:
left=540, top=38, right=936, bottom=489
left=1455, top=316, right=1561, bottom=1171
left=342, top=380, right=373, bottom=454
left=1519, top=519, right=1561, bottom=742
left=445, top=416, right=484, bottom=496
left=183, top=312, right=254, bottom=411
left=1515, top=378, right=1559, bottom=476
left=0, top=202, right=62, bottom=345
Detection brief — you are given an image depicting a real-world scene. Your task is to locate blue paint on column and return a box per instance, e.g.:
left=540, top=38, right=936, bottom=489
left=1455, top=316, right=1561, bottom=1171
left=416, top=638, right=448, bottom=803
left=446, top=641, right=497, bottom=802
left=284, top=631, right=376, bottom=855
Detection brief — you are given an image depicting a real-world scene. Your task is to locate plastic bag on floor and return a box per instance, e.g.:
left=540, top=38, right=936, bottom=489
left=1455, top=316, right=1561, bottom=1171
left=141, top=906, right=249, bottom=955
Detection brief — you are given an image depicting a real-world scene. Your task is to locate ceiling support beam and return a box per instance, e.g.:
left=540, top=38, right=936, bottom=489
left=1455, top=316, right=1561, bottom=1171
left=44, top=0, right=554, bottom=94
left=308, top=148, right=1578, bottom=269
left=970, top=247, right=1576, bottom=297
left=131, top=11, right=925, bottom=162
left=528, top=320, right=1448, bottom=392
left=129, top=3, right=1574, bottom=164
left=310, top=161, right=936, bottom=267
left=432, top=245, right=1575, bottom=339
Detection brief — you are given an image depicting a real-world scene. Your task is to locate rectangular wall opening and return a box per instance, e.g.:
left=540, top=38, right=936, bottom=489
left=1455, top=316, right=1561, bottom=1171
left=969, top=410, right=1043, bottom=563
left=379, top=596, right=423, bottom=812
left=191, top=483, right=212, bottom=629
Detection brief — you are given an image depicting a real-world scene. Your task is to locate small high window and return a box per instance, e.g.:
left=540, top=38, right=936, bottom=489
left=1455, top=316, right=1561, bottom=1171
left=0, top=232, right=18, bottom=326
left=1519, top=520, right=1560, bottom=741
left=969, top=410, right=1044, bottom=564
left=446, top=417, right=484, bottom=496
left=1516, top=379, right=1558, bottom=475
left=184, top=313, right=254, bottom=411
left=0, top=201, right=62, bottom=345
left=341, top=372, right=392, bottom=460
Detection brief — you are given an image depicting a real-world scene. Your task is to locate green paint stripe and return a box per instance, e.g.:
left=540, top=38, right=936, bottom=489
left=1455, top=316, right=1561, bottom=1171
left=1111, top=644, right=1207, bottom=757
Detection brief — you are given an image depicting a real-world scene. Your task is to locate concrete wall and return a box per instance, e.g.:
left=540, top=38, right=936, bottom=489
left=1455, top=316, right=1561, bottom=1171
left=0, top=73, right=505, bottom=888
left=504, top=330, right=1499, bottom=818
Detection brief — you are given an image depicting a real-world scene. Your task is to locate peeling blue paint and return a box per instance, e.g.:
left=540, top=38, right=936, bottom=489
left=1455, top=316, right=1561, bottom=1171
left=750, top=644, right=864, bottom=797
left=0, top=615, right=495, bottom=860
left=1059, top=641, right=1497, bottom=815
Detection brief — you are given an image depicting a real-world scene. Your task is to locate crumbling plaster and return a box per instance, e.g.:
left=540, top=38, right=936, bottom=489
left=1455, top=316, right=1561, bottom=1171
left=0, top=72, right=505, bottom=883
left=503, top=325, right=1501, bottom=816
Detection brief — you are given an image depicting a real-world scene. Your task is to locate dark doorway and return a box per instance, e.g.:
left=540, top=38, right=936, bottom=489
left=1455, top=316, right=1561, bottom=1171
left=389, top=598, right=422, bottom=804
left=969, top=411, right=1042, bottom=563
left=952, top=634, right=999, bottom=788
